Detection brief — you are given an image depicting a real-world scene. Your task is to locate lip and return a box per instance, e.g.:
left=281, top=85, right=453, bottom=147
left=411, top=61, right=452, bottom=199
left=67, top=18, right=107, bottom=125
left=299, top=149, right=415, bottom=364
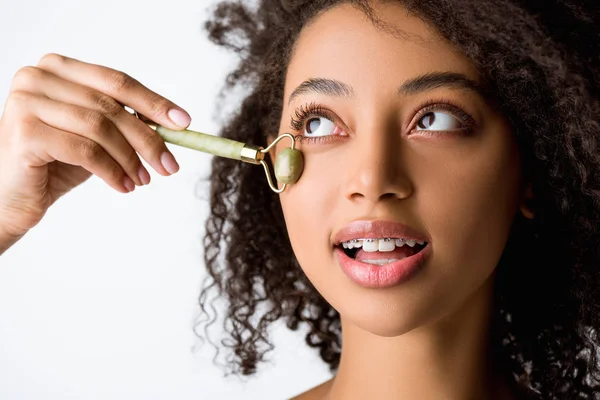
left=332, top=220, right=430, bottom=245
left=334, top=243, right=431, bottom=288
left=332, top=220, right=431, bottom=288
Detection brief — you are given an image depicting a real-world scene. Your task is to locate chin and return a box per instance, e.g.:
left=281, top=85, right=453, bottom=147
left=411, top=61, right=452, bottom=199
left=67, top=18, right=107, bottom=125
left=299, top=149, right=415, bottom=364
left=346, top=310, right=424, bottom=337
left=363, top=322, right=418, bottom=338
left=332, top=290, right=433, bottom=338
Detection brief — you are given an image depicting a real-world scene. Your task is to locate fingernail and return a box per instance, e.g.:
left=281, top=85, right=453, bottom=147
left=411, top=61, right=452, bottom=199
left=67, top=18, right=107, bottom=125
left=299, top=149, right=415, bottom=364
left=138, top=165, right=151, bottom=185
left=161, top=151, right=180, bottom=175
left=167, top=108, right=191, bottom=128
left=123, top=176, right=136, bottom=192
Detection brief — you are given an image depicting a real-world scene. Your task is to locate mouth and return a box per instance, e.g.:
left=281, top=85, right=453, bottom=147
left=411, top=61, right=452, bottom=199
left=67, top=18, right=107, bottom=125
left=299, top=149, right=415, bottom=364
left=332, top=219, right=430, bottom=265
left=336, top=237, right=428, bottom=265
left=331, top=220, right=431, bottom=288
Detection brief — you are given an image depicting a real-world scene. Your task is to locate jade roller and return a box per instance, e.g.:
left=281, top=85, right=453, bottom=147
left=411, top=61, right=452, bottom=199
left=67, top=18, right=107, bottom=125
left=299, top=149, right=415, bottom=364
left=133, top=112, right=304, bottom=193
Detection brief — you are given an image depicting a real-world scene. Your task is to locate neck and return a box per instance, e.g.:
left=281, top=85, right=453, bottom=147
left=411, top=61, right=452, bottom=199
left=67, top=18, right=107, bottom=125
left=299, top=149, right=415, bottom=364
left=326, top=275, right=515, bottom=400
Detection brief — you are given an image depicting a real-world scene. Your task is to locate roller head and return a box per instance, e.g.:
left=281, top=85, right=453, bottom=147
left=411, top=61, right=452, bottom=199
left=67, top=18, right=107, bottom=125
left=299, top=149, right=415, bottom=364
left=274, top=148, right=304, bottom=184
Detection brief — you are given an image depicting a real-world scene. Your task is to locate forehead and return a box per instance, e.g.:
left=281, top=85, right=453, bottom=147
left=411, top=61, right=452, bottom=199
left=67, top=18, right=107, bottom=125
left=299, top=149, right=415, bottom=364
left=285, top=3, right=481, bottom=100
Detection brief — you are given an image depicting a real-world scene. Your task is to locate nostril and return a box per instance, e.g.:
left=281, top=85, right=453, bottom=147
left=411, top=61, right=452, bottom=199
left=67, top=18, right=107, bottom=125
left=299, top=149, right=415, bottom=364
left=381, top=193, right=398, bottom=200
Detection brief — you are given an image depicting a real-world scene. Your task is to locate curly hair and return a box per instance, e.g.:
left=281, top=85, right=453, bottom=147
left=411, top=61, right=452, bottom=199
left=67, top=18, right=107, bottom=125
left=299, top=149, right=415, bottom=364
left=195, top=0, right=600, bottom=398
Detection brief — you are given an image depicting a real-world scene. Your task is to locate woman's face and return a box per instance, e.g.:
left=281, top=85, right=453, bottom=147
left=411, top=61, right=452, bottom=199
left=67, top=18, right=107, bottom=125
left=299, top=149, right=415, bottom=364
left=275, top=2, right=524, bottom=336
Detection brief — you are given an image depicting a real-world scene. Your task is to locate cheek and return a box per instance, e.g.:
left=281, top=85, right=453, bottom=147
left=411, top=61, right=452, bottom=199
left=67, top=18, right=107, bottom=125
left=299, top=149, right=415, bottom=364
left=420, top=132, right=522, bottom=278
left=278, top=148, right=341, bottom=275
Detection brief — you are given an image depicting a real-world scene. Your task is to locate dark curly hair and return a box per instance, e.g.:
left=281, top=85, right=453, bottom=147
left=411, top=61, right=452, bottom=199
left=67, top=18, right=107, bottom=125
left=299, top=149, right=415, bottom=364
left=195, top=0, right=600, bottom=398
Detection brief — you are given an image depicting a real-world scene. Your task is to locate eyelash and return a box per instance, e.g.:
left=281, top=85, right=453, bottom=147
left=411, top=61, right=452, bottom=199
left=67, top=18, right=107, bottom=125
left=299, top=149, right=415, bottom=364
left=290, top=102, right=340, bottom=144
left=289, top=100, right=477, bottom=144
left=290, top=102, right=330, bottom=134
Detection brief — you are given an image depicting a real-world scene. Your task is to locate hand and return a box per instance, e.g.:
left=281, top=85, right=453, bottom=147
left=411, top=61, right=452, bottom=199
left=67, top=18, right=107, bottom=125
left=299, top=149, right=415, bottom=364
left=0, top=53, right=191, bottom=241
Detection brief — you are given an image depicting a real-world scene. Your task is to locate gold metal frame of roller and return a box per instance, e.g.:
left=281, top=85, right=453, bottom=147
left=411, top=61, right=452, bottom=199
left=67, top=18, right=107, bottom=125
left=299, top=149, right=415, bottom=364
left=133, top=111, right=297, bottom=194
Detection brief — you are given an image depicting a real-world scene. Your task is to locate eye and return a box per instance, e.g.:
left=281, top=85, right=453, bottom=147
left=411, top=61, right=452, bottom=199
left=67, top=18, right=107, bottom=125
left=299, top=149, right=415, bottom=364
left=304, top=117, right=336, bottom=137
left=416, top=111, right=464, bottom=131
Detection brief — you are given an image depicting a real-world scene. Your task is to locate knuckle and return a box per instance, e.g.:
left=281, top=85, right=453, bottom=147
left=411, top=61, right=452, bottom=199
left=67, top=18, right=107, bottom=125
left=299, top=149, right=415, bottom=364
left=12, top=119, right=37, bottom=150
left=107, top=162, right=124, bottom=183
left=139, top=130, right=163, bottom=153
left=37, top=53, right=65, bottom=67
left=146, top=96, right=170, bottom=116
left=124, top=148, right=141, bottom=170
left=84, top=110, right=113, bottom=134
left=3, top=96, right=35, bottom=150
left=105, top=70, right=134, bottom=93
left=91, top=92, right=123, bottom=117
left=11, top=66, right=43, bottom=90
left=5, top=90, right=28, bottom=108
left=4, top=90, right=31, bottom=115
left=77, top=140, right=104, bottom=162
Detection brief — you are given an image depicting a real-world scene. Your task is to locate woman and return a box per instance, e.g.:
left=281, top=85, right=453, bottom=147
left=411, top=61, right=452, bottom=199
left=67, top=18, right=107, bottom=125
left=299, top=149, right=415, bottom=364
left=1, top=0, right=598, bottom=399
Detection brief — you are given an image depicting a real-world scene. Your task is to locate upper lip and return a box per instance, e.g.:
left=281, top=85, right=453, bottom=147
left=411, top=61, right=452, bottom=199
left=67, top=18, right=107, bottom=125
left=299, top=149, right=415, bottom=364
left=332, top=220, right=430, bottom=246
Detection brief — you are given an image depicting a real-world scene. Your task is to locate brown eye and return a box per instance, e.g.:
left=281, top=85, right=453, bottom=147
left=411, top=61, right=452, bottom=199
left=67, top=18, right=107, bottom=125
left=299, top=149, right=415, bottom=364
left=417, top=111, right=463, bottom=131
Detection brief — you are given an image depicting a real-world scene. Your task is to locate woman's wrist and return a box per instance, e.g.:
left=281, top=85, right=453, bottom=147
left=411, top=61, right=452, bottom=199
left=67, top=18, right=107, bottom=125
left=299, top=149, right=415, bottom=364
left=0, top=224, right=24, bottom=256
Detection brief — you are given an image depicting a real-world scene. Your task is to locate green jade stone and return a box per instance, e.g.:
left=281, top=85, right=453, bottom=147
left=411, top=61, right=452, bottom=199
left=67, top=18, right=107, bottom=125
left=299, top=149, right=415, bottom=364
left=155, top=125, right=304, bottom=186
left=156, top=126, right=245, bottom=161
left=275, top=148, right=304, bottom=184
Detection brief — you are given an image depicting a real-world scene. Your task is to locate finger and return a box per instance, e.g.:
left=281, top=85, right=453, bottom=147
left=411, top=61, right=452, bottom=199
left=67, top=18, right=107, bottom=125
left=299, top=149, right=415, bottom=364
left=11, top=66, right=175, bottom=178
left=13, top=112, right=133, bottom=194
left=15, top=92, right=146, bottom=187
left=36, top=53, right=192, bottom=130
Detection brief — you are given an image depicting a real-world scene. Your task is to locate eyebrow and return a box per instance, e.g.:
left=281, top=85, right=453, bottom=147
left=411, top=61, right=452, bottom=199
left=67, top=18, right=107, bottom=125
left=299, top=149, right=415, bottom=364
left=288, top=78, right=355, bottom=105
left=398, top=72, right=487, bottom=97
left=287, top=72, right=487, bottom=105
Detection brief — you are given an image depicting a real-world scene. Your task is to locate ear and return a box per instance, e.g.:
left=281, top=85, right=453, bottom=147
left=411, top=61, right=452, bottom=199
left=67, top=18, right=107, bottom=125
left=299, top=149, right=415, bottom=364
left=519, top=183, right=535, bottom=219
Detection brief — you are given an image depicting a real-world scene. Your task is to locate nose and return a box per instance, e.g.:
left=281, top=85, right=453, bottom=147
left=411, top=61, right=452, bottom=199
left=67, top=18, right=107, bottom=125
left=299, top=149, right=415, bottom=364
left=343, top=122, right=413, bottom=204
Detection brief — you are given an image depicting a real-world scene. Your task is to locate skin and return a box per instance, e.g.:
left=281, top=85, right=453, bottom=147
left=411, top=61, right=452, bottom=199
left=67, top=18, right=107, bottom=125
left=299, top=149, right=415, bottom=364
left=0, top=3, right=537, bottom=399
left=0, top=54, right=190, bottom=256
left=270, top=3, right=534, bottom=399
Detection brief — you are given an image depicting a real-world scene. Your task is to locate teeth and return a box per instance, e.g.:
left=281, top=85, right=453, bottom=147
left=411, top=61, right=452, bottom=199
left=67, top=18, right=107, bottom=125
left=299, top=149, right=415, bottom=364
left=378, top=238, right=396, bottom=252
left=341, top=238, right=425, bottom=250
left=342, top=239, right=363, bottom=249
left=362, top=239, right=379, bottom=252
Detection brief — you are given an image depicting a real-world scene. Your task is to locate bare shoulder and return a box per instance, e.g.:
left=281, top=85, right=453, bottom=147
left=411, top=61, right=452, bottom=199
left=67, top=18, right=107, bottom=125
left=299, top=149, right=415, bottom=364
left=288, top=378, right=333, bottom=400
